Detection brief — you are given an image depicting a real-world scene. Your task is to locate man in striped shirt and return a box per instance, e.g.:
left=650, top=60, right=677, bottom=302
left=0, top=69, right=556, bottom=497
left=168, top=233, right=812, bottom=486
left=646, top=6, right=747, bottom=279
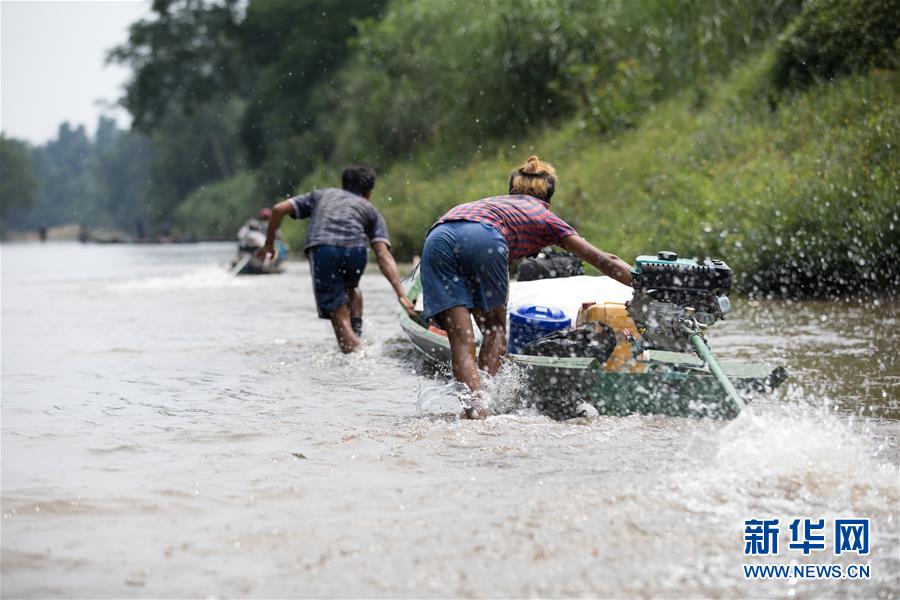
left=258, top=165, right=415, bottom=353
left=420, top=156, right=633, bottom=418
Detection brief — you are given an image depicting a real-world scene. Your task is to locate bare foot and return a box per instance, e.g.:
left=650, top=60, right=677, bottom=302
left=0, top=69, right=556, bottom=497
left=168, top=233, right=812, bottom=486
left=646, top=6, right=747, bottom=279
left=461, top=390, right=492, bottom=420
left=463, top=406, right=492, bottom=420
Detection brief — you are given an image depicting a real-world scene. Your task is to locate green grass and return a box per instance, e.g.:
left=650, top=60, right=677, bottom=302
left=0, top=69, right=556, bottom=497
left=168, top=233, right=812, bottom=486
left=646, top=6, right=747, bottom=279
left=170, top=0, right=898, bottom=296
left=281, top=57, right=897, bottom=296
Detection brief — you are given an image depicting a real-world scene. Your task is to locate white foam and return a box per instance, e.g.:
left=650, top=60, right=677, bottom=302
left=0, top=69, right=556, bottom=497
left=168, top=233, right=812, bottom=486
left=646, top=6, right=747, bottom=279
left=478, top=360, right=529, bottom=415
left=415, top=361, right=531, bottom=418
left=666, top=401, right=900, bottom=519
left=108, top=266, right=251, bottom=292
left=416, top=379, right=466, bottom=416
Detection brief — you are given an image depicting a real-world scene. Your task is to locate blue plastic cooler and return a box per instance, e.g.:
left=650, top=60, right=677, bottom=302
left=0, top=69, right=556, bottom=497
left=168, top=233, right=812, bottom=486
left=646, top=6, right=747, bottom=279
left=508, top=305, right=571, bottom=353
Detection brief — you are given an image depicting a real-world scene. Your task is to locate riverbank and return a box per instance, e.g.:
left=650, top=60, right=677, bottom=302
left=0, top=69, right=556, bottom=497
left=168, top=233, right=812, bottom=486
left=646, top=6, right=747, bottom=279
left=296, top=63, right=895, bottom=297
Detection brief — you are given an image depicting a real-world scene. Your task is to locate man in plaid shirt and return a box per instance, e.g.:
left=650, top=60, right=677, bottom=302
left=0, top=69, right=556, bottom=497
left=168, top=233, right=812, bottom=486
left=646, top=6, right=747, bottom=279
left=420, top=156, right=633, bottom=418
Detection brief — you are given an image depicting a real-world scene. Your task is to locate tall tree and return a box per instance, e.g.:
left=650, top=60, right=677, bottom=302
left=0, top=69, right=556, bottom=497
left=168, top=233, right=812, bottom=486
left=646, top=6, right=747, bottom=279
left=0, top=136, right=39, bottom=235
left=89, top=116, right=153, bottom=233
left=108, top=0, right=245, bottom=130
left=238, top=0, right=386, bottom=197
left=108, top=0, right=246, bottom=183
left=143, top=100, right=245, bottom=223
left=33, top=123, right=93, bottom=228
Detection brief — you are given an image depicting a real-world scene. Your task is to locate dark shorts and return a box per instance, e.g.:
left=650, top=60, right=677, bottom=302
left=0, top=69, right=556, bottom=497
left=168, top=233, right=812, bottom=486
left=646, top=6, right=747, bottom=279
left=420, top=221, right=509, bottom=321
left=308, top=245, right=368, bottom=319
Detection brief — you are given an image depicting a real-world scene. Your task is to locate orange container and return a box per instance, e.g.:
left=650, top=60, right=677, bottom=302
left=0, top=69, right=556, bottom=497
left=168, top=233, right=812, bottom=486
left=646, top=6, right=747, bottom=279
left=578, top=302, right=646, bottom=372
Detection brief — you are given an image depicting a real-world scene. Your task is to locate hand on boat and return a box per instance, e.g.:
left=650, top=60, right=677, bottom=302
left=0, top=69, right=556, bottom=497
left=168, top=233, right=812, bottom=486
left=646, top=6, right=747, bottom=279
left=256, top=243, right=274, bottom=261
left=398, top=295, right=417, bottom=318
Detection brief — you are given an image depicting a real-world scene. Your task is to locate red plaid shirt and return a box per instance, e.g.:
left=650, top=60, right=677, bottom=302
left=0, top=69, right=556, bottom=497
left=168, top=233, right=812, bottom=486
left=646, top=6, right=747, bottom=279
left=434, top=195, right=578, bottom=261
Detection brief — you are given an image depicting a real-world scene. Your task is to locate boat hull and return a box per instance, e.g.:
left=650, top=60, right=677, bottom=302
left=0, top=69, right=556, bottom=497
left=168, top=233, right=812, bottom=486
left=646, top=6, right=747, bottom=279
left=399, top=274, right=786, bottom=420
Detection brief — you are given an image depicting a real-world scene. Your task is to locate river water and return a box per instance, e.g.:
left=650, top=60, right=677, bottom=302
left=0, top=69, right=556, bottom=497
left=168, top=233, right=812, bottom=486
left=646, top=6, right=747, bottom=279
left=1, top=242, right=898, bottom=598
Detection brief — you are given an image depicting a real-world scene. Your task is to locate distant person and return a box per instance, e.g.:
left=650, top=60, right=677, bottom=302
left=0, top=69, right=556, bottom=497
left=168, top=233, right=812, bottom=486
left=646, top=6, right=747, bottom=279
left=257, top=164, right=415, bottom=352
left=238, top=207, right=276, bottom=239
left=420, top=155, right=633, bottom=418
left=236, top=214, right=262, bottom=242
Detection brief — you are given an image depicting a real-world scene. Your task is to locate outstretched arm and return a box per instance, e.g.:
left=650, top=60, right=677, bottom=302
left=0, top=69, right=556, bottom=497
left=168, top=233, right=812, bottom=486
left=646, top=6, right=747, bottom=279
left=372, top=241, right=416, bottom=316
left=256, top=200, right=293, bottom=260
left=559, top=235, right=633, bottom=287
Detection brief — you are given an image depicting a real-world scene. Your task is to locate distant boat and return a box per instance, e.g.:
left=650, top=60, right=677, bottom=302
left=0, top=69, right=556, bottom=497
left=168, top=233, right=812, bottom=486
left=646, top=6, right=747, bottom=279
left=229, top=224, right=288, bottom=275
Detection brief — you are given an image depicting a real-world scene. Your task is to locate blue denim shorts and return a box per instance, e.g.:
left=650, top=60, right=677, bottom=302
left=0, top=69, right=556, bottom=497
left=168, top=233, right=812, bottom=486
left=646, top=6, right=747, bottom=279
left=308, top=245, right=368, bottom=318
left=420, top=221, right=509, bottom=321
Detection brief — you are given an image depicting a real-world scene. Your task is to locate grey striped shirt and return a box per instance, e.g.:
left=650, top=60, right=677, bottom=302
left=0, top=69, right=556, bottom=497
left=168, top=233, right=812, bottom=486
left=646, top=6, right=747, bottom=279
left=288, top=187, right=390, bottom=253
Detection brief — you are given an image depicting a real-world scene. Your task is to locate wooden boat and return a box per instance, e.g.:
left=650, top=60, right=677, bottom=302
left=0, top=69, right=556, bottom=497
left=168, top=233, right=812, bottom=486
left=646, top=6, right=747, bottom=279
left=230, top=236, right=289, bottom=275
left=398, top=273, right=787, bottom=420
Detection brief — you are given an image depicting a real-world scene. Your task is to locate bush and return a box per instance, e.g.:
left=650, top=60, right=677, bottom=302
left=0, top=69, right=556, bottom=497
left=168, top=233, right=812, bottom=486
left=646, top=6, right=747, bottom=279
left=365, top=60, right=899, bottom=297
left=323, top=0, right=802, bottom=166
left=575, top=71, right=900, bottom=296
left=563, top=59, right=657, bottom=134
left=770, top=0, right=900, bottom=91
left=172, top=172, right=259, bottom=240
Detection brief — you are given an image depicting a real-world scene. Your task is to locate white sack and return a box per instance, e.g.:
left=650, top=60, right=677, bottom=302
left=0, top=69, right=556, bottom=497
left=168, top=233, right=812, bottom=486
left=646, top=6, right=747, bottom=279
left=508, top=275, right=633, bottom=321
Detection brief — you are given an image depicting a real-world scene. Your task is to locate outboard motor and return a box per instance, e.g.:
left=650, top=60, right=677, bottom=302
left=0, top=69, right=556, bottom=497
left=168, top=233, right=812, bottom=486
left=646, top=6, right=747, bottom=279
left=627, top=251, right=732, bottom=352
left=627, top=251, right=744, bottom=413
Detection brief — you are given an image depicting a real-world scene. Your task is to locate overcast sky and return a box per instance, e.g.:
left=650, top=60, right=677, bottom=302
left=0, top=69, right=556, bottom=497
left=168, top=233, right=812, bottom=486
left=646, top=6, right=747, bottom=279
left=1, top=0, right=150, bottom=145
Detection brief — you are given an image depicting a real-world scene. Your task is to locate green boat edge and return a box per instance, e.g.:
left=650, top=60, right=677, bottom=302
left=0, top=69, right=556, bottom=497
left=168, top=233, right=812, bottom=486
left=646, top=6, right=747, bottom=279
left=398, top=273, right=788, bottom=420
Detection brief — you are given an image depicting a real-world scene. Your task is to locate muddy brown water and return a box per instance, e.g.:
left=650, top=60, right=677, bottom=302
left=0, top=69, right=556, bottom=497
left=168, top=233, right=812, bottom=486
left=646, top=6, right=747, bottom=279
left=2, top=242, right=898, bottom=598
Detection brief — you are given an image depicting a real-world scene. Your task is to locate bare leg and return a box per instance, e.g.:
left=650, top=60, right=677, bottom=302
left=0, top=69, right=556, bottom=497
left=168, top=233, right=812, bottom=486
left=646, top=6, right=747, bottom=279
left=440, top=306, right=480, bottom=391
left=472, top=305, right=507, bottom=376
left=348, top=287, right=363, bottom=319
left=348, top=287, right=363, bottom=336
left=329, top=304, right=361, bottom=353
left=440, top=306, right=490, bottom=419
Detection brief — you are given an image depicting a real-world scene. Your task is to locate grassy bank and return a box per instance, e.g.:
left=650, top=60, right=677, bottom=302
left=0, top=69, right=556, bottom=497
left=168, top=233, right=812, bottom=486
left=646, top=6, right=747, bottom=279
left=170, top=0, right=898, bottom=296
left=282, top=57, right=897, bottom=297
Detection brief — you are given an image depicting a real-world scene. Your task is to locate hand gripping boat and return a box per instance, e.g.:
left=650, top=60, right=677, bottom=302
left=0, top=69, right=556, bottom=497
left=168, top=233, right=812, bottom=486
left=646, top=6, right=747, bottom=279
left=398, top=252, right=787, bottom=420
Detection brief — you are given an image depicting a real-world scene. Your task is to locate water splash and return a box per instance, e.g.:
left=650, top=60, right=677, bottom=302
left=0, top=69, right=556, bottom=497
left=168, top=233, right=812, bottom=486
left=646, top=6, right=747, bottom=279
left=415, top=360, right=531, bottom=418
left=711, top=404, right=899, bottom=513
left=479, top=360, right=530, bottom=415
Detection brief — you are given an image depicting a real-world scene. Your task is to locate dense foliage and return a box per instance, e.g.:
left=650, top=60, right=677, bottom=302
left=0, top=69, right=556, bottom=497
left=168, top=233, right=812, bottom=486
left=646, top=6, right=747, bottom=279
left=171, top=171, right=257, bottom=239
left=329, top=0, right=802, bottom=160
left=107, top=0, right=246, bottom=132
left=770, top=0, right=900, bottom=91
left=238, top=0, right=386, bottom=197
left=109, top=0, right=386, bottom=201
left=318, top=64, right=898, bottom=296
